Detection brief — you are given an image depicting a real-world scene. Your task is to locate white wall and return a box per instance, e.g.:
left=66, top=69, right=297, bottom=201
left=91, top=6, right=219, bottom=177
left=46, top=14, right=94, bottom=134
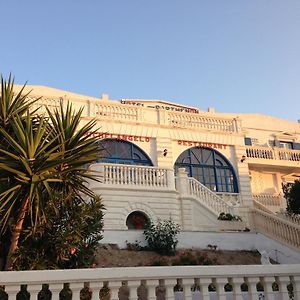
left=101, top=230, right=300, bottom=264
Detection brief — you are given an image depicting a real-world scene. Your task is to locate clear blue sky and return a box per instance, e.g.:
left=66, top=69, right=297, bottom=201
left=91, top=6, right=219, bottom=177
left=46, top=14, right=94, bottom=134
left=1, top=1, right=299, bottom=121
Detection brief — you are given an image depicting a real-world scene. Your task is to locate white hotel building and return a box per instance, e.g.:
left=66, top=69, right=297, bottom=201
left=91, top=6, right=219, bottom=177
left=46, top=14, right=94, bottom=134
left=16, top=85, right=300, bottom=254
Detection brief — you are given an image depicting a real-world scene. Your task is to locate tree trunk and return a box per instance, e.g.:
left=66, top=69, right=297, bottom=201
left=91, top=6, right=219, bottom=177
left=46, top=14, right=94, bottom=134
left=4, top=197, right=30, bottom=271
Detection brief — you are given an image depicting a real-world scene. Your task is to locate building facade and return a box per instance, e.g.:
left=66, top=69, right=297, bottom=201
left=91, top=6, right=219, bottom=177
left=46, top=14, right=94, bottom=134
left=18, top=85, right=300, bottom=232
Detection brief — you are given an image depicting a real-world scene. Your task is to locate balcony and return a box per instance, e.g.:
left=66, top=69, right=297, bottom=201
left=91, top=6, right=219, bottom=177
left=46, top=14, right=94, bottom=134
left=244, top=146, right=300, bottom=167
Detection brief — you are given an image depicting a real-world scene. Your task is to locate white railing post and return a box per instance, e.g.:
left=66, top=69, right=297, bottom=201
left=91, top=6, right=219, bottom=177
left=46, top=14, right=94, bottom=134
left=292, top=276, right=300, bottom=300
left=182, top=278, right=194, bottom=300
left=247, top=278, right=259, bottom=300
left=176, top=168, right=189, bottom=195
left=90, top=282, right=101, bottom=300
left=128, top=280, right=140, bottom=300
left=263, top=276, right=275, bottom=300
left=109, top=281, right=121, bottom=300
left=167, top=169, right=176, bottom=190
left=147, top=279, right=158, bottom=300
left=231, top=277, right=244, bottom=300
left=27, top=285, right=41, bottom=300
left=199, top=278, right=211, bottom=300
left=70, top=283, right=83, bottom=300
left=276, top=276, right=290, bottom=300
left=216, top=278, right=228, bottom=300
left=165, top=279, right=175, bottom=300
left=4, top=285, right=19, bottom=300
left=49, top=283, right=64, bottom=300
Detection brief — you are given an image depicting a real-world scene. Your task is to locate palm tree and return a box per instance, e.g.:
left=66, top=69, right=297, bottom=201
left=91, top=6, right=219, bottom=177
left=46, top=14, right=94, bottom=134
left=0, top=76, right=100, bottom=270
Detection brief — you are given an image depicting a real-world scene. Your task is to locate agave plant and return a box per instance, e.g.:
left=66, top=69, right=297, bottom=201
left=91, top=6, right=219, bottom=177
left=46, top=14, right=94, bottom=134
left=0, top=76, right=100, bottom=270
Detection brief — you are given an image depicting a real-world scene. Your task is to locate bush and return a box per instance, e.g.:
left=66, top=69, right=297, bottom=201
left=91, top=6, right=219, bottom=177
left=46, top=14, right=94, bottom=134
left=12, top=195, right=104, bottom=270
left=283, top=180, right=300, bottom=215
left=218, top=212, right=242, bottom=221
left=144, top=219, right=180, bottom=256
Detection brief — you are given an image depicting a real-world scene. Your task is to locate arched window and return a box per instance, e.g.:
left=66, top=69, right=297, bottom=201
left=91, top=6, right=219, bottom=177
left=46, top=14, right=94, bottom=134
left=97, top=139, right=153, bottom=166
left=175, top=147, right=238, bottom=193
left=126, top=211, right=150, bottom=230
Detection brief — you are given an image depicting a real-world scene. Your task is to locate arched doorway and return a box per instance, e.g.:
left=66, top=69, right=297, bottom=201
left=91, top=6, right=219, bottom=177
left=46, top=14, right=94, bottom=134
left=96, top=139, right=153, bottom=166
left=175, top=147, right=238, bottom=193
left=126, top=211, right=150, bottom=230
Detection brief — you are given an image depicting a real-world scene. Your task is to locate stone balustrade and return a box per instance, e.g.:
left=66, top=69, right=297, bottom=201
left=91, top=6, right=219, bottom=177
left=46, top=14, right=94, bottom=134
left=215, top=193, right=240, bottom=206
left=188, top=178, right=233, bottom=216
left=253, top=194, right=286, bottom=208
left=252, top=208, right=300, bottom=250
left=94, top=163, right=175, bottom=189
left=29, top=96, right=241, bottom=133
left=167, top=112, right=241, bottom=133
left=277, top=213, right=300, bottom=226
left=0, top=265, right=299, bottom=300
left=253, top=199, right=274, bottom=214
left=245, top=146, right=300, bottom=162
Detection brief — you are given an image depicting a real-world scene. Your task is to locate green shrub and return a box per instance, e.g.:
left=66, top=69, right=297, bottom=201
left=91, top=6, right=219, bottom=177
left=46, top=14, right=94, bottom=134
left=283, top=180, right=300, bottom=215
left=218, top=212, right=242, bottom=221
left=144, top=219, right=180, bottom=256
left=12, top=195, right=104, bottom=270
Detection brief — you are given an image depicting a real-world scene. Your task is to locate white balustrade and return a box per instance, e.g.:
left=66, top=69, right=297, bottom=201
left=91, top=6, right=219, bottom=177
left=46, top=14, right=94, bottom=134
left=245, top=147, right=300, bottom=163
left=95, top=103, right=139, bottom=121
left=0, top=265, right=299, bottom=300
left=277, top=213, right=300, bottom=226
left=188, top=178, right=233, bottom=216
left=252, top=208, right=300, bottom=250
left=216, top=193, right=240, bottom=206
left=167, top=112, right=239, bottom=133
left=253, top=194, right=286, bottom=208
left=278, top=150, right=300, bottom=162
left=101, top=163, right=173, bottom=189
left=246, top=147, right=275, bottom=160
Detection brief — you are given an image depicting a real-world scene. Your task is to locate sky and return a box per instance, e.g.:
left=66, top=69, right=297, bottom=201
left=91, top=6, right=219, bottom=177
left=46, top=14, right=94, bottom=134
left=0, top=1, right=300, bottom=121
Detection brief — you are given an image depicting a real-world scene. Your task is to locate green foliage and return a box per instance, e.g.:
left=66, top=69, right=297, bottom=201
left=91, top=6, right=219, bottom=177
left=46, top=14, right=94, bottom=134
left=283, top=180, right=300, bottom=215
left=12, top=195, right=104, bottom=270
left=218, top=212, right=242, bottom=221
left=0, top=75, right=101, bottom=269
left=143, top=219, right=180, bottom=256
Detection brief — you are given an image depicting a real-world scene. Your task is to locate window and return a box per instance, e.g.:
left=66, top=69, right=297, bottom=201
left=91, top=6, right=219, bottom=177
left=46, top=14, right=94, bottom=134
left=279, top=141, right=293, bottom=149
left=96, top=139, right=153, bottom=166
left=174, top=147, right=238, bottom=193
left=126, top=211, right=150, bottom=230
left=244, top=137, right=252, bottom=146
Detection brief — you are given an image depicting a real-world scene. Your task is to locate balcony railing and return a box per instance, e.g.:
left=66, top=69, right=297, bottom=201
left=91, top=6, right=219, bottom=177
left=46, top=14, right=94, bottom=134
left=93, top=163, right=175, bottom=189
left=1, top=265, right=299, bottom=300
left=252, top=208, right=300, bottom=250
left=188, top=178, right=233, bottom=216
left=253, top=194, right=286, bottom=208
left=30, top=96, right=241, bottom=134
left=245, top=146, right=300, bottom=162
left=167, top=112, right=241, bottom=133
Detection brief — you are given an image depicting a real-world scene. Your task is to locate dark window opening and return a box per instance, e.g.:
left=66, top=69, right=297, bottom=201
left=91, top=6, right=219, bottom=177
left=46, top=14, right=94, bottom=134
left=126, top=211, right=150, bottom=230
